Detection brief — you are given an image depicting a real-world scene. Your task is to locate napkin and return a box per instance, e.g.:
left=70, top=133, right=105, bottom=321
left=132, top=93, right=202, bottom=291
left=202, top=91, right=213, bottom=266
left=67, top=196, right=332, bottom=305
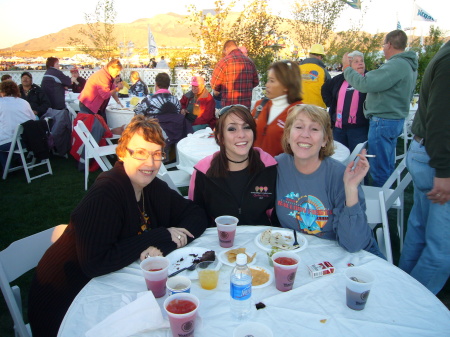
left=85, top=291, right=170, bottom=337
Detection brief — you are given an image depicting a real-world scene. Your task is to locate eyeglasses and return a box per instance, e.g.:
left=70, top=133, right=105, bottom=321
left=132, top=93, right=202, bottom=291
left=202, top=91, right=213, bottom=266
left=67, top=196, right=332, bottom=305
left=218, top=104, right=248, bottom=117
left=126, top=148, right=166, bottom=161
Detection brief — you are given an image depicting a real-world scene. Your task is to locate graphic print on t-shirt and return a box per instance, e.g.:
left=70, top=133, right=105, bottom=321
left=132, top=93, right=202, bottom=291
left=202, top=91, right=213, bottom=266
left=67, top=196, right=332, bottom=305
left=278, top=192, right=332, bottom=234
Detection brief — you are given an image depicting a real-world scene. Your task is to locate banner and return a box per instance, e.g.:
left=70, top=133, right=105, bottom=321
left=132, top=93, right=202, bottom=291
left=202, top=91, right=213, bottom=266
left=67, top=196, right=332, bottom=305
left=414, top=4, right=437, bottom=22
left=397, top=21, right=402, bottom=30
left=342, top=0, right=361, bottom=10
left=148, top=25, right=158, bottom=56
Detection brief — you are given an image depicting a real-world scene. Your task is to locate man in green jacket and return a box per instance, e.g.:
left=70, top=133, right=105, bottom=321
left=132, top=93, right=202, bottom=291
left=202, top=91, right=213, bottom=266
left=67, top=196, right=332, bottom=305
left=399, top=41, right=450, bottom=295
left=342, top=30, right=418, bottom=187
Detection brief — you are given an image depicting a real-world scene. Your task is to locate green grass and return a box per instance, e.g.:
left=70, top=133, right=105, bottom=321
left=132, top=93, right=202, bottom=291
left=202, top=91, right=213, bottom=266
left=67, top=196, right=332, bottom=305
left=0, top=140, right=447, bottom=336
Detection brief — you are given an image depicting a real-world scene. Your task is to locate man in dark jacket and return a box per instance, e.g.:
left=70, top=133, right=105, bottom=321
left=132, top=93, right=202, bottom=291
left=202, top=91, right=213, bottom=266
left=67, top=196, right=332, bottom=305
left=18, top=71, right=51, bottom=118
left=41, top=57, right=72, bottom=110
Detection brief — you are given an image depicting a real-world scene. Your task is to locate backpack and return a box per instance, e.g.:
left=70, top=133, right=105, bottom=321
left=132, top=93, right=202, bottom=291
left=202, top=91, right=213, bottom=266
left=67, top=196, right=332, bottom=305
left=254, top=97, right=269, bottom=119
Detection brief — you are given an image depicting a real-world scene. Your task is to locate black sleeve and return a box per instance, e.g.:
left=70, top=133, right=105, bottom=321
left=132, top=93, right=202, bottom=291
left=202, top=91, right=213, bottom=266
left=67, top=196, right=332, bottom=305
left=36, top=90, right=52, bottom=117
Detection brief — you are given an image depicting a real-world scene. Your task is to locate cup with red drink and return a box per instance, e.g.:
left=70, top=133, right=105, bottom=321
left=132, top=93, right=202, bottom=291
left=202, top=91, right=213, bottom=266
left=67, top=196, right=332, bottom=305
left=164, top=293, right=200, bottom=337
left=272, top=251, right=300, bottom=292
left=215, top=215, right=238, bottom=248
left=140, top=256, right=170, bottom=298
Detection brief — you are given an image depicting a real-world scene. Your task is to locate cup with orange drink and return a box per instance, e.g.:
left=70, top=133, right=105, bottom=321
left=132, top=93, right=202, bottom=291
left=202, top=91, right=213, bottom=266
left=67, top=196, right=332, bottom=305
left=197, top=259, right=220, bottom=290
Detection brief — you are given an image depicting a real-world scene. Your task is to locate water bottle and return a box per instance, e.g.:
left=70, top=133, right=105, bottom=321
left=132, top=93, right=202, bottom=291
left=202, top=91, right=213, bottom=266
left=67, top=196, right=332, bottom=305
left=230, top=253, right=252, bottom=320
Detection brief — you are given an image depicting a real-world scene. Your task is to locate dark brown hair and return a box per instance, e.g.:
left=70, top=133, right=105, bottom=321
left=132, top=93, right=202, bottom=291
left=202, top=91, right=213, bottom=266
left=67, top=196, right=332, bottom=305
left=268, top=60, right=302, bottom=103
left=0, top=80, right=20, bottom=97
left=46, top=57, right=59, bottom=69
left=385, top=30, right=408, bottom=50
left=207, top=105, right=263, bottom=178
left=282, top=104, right=334, bottom=160
left=1, top=74, right=12, bottom=82
left=155, top=72, right=170, bottom=89
left=116, top=115, right=165, bottom=158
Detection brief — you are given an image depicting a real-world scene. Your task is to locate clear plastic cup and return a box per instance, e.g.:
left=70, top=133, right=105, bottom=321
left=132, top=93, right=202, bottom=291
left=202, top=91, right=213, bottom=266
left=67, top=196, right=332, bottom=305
left=197, top=260, right=220, bottom=290
left=345, top=267, right=375, bottom=310
left=215, top=215, right=238, bottom=248
left=272, top=251, right=300, bottom=292
left=140, top=256, right=170, bottom=298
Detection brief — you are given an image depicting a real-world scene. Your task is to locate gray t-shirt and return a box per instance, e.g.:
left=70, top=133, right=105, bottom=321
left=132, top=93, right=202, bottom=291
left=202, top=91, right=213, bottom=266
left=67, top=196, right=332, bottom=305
left=275, top=154, right=375, bottom=253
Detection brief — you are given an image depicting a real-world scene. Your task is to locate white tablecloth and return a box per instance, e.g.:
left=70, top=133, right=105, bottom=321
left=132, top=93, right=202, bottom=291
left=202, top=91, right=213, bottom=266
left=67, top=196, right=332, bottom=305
left=105, top=98, right=142, bottom=129
left=58, top=226, right=450, bottom=337
left=177, top=130, right=350, bottom=175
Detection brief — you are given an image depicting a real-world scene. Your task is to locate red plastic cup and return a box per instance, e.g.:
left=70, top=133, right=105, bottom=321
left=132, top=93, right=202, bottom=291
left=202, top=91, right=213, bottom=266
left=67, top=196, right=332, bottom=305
left=272, top=252, right=300, bottom=292
left=140, top=256, right=169, bottom=298
left=215, top=215, right=238, bottom=248
left=164, top=293, right=199, bottom=337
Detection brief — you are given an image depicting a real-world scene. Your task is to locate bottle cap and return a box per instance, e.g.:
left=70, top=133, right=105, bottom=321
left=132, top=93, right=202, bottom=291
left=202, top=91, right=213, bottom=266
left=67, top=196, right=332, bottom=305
left=236, top=253, right=247, bottom=265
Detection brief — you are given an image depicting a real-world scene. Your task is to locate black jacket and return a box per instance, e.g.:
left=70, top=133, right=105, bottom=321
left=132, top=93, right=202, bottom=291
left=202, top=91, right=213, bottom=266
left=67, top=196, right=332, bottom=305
left=321, top=73, right=368, bottom=128
left=19, top=84, right=51, bottom=117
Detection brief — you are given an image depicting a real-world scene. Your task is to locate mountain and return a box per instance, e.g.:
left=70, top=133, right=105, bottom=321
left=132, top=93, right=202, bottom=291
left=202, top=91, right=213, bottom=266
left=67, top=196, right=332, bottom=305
left=8, top=13, right=196, bottom=51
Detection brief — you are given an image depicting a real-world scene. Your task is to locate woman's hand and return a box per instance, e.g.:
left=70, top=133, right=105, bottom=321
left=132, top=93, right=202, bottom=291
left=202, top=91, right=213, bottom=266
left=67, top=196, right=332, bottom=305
left=343, top=149, right=370, bottom=207
left=180, top=109, right=187, bottom=115
left=140, top=246, right=163, bottom=261
left=167, top=227, right=194, bottom=248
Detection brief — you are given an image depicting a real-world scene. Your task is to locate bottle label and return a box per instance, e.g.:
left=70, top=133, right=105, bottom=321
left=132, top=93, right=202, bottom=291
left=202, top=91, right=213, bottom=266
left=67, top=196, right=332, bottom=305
left=230, top=283, right=252, bottom=301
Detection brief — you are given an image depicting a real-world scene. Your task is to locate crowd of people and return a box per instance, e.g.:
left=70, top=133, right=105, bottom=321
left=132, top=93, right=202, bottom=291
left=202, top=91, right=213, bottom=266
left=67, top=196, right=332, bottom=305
left=1, top=30, right=449, bottom=336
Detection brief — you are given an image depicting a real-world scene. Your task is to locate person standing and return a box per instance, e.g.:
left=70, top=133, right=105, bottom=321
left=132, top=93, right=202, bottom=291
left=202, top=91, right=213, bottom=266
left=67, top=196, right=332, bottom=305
left=322, top=51, right=368, bottom=153
left=299, top=44, right=331, bottom=109
left=155, top=56, right=169, bottom=69
left=210, top=40, right=259, bottom=109
left=342, top=30, right=418, bottom=187
left=41, top=57, right=72, bottom=110
left=399, top=41, right=450, bottom=295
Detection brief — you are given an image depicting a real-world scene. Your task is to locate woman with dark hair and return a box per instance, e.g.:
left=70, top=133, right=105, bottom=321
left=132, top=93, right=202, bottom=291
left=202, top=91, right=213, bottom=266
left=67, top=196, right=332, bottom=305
left=28, top=115, right=208, bottom=337
left=18, top=71, right=51, bottom=117
left=0, top=80, right=35, bottom=169
left=188, top=105, right=278, bottom=227
left=41, top=57, right=72, bottom=109
left=275, top=104, right=383, bottom=257
left=252, top=60, right=303, bottom=156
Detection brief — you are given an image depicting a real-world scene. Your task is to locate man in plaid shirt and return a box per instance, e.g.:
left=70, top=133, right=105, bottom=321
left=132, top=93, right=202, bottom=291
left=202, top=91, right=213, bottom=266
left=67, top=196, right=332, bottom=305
left=211, top=40, right=259, bottom=109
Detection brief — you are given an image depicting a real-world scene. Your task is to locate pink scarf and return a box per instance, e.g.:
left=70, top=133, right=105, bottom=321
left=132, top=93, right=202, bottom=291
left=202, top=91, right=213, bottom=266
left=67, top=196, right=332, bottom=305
left=335, top=81, right=359, bottom=128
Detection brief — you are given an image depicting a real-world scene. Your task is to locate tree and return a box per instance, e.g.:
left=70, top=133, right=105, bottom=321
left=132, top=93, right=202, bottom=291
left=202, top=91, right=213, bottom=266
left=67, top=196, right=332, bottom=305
left=68, top=0, right=117, bottom=61
left=409, top=26, right=445, bottom=93
left=183, top=0, right=236, bottom=66
left=291, top=0, right=346, bottom=55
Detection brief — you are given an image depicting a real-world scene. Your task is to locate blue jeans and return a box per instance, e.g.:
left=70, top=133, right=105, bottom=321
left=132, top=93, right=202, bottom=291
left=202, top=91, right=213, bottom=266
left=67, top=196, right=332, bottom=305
left=398, top=140, right=450, bottom=294
left=333, top=125, right=369, bottom=153
left=368, top=116, right=404, bottom=187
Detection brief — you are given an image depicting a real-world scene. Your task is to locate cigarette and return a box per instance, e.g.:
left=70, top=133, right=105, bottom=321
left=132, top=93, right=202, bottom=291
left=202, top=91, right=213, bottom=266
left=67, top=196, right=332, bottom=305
left=357, top=154, right=376, bottom=158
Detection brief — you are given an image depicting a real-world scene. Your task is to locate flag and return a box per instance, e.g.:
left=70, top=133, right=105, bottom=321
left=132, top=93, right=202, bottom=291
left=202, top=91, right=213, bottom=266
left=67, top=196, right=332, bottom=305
left=414, top=4, right=437, bottom=22
left=397, top=21, right=402, bottom=30
left=342, top=0, right=361, bottom=9
left=148, top=25, right=158, bottom=56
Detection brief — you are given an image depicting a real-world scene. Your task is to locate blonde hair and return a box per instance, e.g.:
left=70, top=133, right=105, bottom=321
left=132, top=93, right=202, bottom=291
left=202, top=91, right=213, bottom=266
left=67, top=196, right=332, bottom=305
left=281, top=104, right=334, bottom=160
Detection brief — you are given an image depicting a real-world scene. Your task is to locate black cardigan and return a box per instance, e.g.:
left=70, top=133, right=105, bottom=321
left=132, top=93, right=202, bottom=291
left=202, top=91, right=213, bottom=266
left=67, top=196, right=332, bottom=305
left=28, top=161, right=208, bottom=337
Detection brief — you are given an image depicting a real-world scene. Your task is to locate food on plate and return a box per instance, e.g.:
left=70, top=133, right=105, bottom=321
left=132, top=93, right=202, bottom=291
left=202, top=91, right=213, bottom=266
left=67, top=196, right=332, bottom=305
left=130, top=96, right=140, bottom=106
left=260, top=229, right=299, bottom=250
left=193, top=250, right=215, bottom=263
left=225, top=248, right=256, bottom=263
left=250, top=267, right=270, bottom=286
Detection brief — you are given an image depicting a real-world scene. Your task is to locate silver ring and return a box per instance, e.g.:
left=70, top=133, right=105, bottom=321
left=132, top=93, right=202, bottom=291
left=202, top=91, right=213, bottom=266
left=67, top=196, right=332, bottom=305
left=145, top=253, right=150, bottom=259
left=177, top=235, right=181, bottom=240
left=437, top=193, right=441, bottom=197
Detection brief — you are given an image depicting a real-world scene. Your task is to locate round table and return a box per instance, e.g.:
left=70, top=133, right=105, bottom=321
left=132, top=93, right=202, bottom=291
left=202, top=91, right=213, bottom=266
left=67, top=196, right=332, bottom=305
left=105, top=97, right=144, bottom=129
left=58, top=226, right=450, bottom=337
left=176, top=130, right=350, bottom=175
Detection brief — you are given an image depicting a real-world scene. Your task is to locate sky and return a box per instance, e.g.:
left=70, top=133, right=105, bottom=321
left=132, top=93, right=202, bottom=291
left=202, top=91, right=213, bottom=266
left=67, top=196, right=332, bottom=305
left=0, top=0, right=448, bottom=50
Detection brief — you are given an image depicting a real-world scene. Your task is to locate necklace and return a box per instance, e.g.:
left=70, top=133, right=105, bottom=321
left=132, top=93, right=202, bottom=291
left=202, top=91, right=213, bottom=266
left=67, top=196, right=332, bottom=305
left=227, top=156, right=249, bottom=164
left=137, top=192, right=149, bottom=233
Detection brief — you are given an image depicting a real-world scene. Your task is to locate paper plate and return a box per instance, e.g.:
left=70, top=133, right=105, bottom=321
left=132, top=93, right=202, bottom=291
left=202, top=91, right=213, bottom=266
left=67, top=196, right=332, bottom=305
left=249, top=266, right=273, bottom=289
left=218, top=249, right=257, bottom=267
left=254, top=228, right=308, bottom=253
left=166, top=247, right=214, bottom=279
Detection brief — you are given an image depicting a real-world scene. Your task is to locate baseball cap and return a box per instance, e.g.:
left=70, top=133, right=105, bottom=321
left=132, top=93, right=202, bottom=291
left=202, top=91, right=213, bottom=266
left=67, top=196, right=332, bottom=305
left=190, top=76, right=199, bottom=86
left=70, top=67, right=78, bottom=73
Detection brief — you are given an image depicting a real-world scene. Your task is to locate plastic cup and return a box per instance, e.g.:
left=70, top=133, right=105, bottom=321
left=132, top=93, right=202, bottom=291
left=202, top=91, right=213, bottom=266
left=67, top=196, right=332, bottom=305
left=197, top=260, right=220, bottom=290
left=233, top=322, right=273, bottom=337
left=345, top=267, right=375, bottom=310
left=215, top=215, right=238, bottom=248
left=272, top=252, right=300, bottom=292
left=164, top=293, right=199, bottom=337
left=166, top=276, right=191, bottom=296
left=140, top=256, right=170, bottom=298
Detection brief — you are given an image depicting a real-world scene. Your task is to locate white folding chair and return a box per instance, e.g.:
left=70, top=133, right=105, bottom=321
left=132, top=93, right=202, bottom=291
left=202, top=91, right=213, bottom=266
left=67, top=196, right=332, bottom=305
left=65, top=102, right=77, bottom=130
left=158, top=163, right=191, bottom=195
left=344, top=141, right=368, bottom=166
left=0, top=225, right=67, bottom=337
left=396, top=109, right=416, bottom=161
left=74, top=120, right=117, bottom=190
left=2, top=123, right=53, bottom=183
left=362, top=158, right=412, bottom=263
